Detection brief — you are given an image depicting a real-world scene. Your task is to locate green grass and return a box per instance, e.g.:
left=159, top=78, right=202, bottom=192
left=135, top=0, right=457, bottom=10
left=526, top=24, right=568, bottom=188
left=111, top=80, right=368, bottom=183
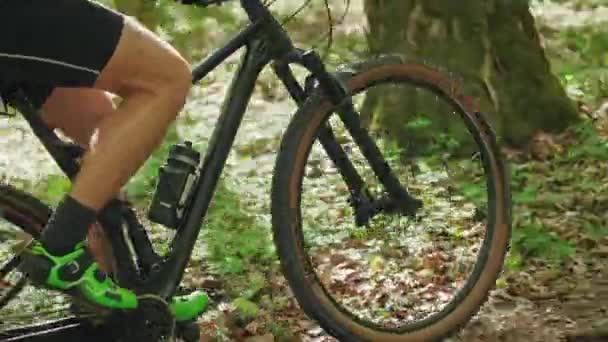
left=550, top=24, right=608, bottom=105
left=203, top=179, right=275, bottom=277
left=511, top=222, right=576, bottom=261
left=504, top=120, right=608, bottom=268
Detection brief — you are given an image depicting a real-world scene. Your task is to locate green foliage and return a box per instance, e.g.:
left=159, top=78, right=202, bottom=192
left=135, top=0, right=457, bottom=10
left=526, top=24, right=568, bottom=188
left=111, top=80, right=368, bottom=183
left=231, top=297, right=259, bottom=320
left=511, top=222, right=575, bottom=261
left=504, top=120, right=608, bottom=265
left=551, top=25, right=608, bottom=105
left=159, top=1, right=240, bottom=59
left=507, top=166, right=576, bottom=263
left=203, top=179, right=275, bottom=276
left=582, top=221, right=608, bottom=242
left=107, top=0, right=239, bottom=60
left=267, top=321, right=294, bottom=341
left=381, top=139, right=403, bottom=164
left=460, top=181, right=486, bottom=206
left=561, top=27, right=608, bottom=68
left=400, top=114, right=467, bottom=158
left=512, top=184, right=538, bottom=205
left=433, top=133, right=462, bottom=153
left=405, top=116, right=433, bottom=130
left=38, top=175, right=71, bottom=205
left=504, top=253, right=523, bottom=271
left=563, top=121, right=608, bottom=161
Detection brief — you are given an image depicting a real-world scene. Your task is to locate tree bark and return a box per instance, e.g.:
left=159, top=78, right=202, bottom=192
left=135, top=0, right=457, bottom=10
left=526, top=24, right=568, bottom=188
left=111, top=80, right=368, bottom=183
left=363, top=0, right=579, bottom=147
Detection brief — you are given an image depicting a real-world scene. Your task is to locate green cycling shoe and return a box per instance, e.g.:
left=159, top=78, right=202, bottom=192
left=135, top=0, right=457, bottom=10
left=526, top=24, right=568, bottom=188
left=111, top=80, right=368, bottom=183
left=170, top=290, right=209, bottom=321
left=20, top=241, right=138, bottom=309
left=20, top=241, right=210, bottom=321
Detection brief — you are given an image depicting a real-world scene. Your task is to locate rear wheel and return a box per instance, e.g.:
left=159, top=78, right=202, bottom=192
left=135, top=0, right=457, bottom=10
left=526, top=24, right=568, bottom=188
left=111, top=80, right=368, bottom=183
left=272, top=55, right=511, bottom=341
left=0, top=183, right=72, bottom=335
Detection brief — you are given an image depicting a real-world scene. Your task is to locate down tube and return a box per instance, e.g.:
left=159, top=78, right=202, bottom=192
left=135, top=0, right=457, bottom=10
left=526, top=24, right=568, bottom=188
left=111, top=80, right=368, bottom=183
left=152, top=42, right=269, bottom=297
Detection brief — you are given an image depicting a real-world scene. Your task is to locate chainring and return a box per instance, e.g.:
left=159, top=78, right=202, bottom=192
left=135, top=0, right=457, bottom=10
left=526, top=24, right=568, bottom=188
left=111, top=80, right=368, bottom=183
left=73, top=293, right=203, bottom=342
left=121, top=295, right=176, bottom=342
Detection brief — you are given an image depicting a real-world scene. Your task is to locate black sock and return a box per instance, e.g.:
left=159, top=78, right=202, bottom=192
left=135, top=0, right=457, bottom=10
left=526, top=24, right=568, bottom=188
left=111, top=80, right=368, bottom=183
left=40, top=195, right=97, bottom=255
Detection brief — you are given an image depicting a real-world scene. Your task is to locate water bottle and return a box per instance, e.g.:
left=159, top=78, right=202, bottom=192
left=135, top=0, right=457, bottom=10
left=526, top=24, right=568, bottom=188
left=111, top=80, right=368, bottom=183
left=148, top=141, right=200, bottom=229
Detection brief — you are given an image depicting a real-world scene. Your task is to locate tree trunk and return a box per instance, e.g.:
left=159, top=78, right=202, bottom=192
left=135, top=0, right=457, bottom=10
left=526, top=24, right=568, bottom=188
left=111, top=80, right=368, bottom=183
left=363, top=0, right=579, bottom=148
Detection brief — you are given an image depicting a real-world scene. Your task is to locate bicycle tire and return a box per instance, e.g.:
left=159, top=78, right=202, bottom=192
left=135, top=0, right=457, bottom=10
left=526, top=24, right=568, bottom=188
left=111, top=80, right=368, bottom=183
left=0, top=183, right=49, bottom=238
left=271, top=55, right=511, bottom=341
left=0, top=183, right=49, bottom=328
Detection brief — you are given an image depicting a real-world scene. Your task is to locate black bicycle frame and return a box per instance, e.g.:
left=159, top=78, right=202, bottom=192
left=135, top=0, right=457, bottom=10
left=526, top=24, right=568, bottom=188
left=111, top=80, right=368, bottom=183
left=5, top=0, right=420, bottom=303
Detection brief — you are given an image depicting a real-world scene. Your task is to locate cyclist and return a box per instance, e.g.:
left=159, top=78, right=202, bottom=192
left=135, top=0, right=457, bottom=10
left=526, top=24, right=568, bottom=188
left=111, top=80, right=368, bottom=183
left=0, top=0, right=207, bottom=320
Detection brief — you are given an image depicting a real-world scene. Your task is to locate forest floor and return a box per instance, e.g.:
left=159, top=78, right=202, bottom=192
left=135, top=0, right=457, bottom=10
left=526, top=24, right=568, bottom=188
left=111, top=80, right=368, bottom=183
left=2, top=1, right=608, bottom=341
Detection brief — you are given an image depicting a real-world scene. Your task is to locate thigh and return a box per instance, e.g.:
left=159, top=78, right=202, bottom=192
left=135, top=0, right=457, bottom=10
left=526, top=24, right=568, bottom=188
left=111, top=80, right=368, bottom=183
left=93, top=16, right=191, bottom=96
left=0, top=0, right=124, bottom=89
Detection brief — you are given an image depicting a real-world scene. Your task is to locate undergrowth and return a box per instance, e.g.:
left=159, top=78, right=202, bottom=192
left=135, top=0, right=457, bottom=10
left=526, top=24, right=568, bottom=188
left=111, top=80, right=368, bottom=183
left=505, top=120, right=608, bottom=270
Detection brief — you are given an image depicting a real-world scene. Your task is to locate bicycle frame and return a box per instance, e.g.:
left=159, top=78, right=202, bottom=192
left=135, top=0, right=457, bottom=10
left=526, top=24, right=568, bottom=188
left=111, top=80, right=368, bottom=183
left=5, top=0, right=421, bottom=309
left=5, top=0, right=352, bottom=300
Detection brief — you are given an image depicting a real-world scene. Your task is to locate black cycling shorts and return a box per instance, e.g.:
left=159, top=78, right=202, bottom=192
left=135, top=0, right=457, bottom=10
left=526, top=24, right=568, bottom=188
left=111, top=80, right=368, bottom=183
left=0, top=0, right=124, bottom=108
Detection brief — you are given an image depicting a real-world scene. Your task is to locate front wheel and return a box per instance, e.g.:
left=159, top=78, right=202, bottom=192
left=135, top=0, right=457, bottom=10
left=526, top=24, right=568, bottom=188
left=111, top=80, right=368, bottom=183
left=271, top=55, right=511, bottom=341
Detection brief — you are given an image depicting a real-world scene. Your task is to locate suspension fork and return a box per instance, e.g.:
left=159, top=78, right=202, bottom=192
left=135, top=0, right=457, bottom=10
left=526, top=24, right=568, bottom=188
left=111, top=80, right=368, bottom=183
left=273, top=58, right=375, bottom=225
left=274, top=50, right=422, bottom=224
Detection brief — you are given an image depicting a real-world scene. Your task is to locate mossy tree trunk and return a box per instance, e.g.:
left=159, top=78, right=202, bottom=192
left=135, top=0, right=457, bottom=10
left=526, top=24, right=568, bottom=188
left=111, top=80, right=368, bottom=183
left=363, top=0, right=579, bottom=147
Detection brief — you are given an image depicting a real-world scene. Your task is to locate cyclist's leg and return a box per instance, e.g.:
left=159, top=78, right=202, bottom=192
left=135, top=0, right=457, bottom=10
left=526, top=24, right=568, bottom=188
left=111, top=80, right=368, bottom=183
left=69, top=16, right=191, bottom=211
left=39, top=88, right=117, bottom=273
left=40, top=88, right=208, bottom=321
left=34, top=13, right=190, bottom=264
left=40, top=87, right=116, bottom=147
left=33, top=85, right=208, bottom=320
left=0, top=0, right=163, bottom=310
left=0, top=0, right=138, bottom=309
left=12, top=86, right=123, bottom=275
left=2, top=0, right=206, bottom=317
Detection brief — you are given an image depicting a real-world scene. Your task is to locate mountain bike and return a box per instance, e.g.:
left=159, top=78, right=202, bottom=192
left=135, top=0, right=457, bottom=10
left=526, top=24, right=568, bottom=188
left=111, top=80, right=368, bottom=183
left=0, top=0, right=512, bottom=341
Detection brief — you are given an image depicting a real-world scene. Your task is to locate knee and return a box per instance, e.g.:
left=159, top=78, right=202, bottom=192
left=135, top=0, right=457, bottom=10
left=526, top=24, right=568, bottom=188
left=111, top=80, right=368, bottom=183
left=129, top=53, right=191, bottom=123
left=95, top=17, right=192, bottom=114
